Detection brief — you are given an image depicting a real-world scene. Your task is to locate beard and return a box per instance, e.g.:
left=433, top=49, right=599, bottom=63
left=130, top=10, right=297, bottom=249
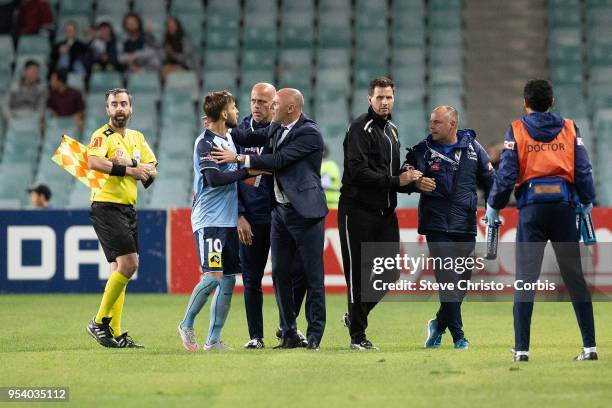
left=225, top=117, right=237, bottom=128
left=110, top=113, right=130, bottom=128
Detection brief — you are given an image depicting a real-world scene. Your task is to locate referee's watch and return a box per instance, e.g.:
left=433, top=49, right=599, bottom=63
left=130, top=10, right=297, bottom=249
left=236, top=154, right=245, bottom=163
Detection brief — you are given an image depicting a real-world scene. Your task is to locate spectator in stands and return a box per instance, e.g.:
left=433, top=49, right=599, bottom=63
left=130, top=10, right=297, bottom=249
left=50, top=20, right=88, bottom=75
left=2, top=59, right=46, bottom=121
left=160, top=16, right=196, bottom=81
left=27, top=184, right=52, bottom=209
left=47, top=70, right=85, bottom=132
left=118, top=13, right=161, bottom=73
left=0, top=0, right=17, bottom=35
left=16, top=0, right=54, bottom=35
left=85, top=21, right=121, bottom=73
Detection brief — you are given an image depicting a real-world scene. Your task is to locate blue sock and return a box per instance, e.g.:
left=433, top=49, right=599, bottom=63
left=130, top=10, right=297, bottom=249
left=206, top=274, right=236, bottom=345
left=180, top=274, right=220, bottom=329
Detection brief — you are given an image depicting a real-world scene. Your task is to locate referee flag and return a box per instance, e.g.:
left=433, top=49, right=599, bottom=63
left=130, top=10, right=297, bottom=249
left=52, top=135, right=108, bottom=193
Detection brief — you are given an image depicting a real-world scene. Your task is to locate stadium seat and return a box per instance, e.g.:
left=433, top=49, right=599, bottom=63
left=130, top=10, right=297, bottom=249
left=16, top=35, right=51, bottom=56
left=165, top=71, right=200, bottom=100
left=280, top=14, right=315, bottom=49
left=0, top=162, right=35, bottom=207
left=202, top=70, right=237, bottom=95
left=242, top=49, right=276, bottom=70
left=89, top=71, right=123, bottom=93
left=206, top=0, right=240, bottom=31
left=95, top=0, right=129, bottom=21
left=429, top=28, right=462, bottom=47
left=127, top=72, right=161, bottom=98
left=58, top=0, right=93, bottom=16
left=66, top=179, right=93, bottom=209
left=161, top=93, right=196, bottom=127
left=204, top=50, right=238, bottom=72
left=240, top=70, right=274, bottom=95
left=243, top=18, right=278, bottom=50
left=315, top=68, right=350, bottom=93
left=0, top=35, right=14, bottom=65
left=205, top=25, right=239, bottom=50
left=317, top=12, right=351, bottom=48
left=319, top=0, right=350, bottom=11
left=355, top=0, right=388, bottom=30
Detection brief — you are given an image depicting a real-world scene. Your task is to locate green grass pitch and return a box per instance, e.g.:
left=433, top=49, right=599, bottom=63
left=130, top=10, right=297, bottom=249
left=1, top=294, right=611, bottom=407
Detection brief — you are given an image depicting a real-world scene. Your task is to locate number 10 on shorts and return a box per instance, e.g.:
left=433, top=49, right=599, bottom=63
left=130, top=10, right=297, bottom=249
left=207, top=238, right=222, bottom=268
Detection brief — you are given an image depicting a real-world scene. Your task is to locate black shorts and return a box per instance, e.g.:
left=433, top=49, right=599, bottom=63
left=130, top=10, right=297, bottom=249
left=90, top=202, right=139, bottom=263
left=193, top=227, right=240, bottom=275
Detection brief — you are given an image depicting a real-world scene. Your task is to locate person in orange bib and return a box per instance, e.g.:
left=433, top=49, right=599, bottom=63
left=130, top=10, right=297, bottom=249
left=486, top=80, right=597, bottom=362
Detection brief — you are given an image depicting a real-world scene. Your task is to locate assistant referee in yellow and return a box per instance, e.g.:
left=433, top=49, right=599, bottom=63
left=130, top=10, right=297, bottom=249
left=85, top=88, right=157, bottom=348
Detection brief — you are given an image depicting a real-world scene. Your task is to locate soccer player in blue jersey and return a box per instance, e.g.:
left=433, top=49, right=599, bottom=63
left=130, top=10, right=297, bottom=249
left=178, top=91, right=268, bottom=351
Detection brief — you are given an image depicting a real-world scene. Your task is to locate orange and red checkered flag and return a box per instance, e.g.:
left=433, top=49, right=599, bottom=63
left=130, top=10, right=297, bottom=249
left=52, top=135, right=108, bottom=194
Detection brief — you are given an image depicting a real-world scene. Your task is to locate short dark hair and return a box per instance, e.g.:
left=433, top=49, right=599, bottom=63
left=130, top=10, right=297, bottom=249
left=523, top=79, right=553, bottom=112
left=52, top=70, right=68, bottom=84
left=24, top=59, right=39, bottom=69
left=203, top=91, right=235, bottom=121
left=105, top=88, right=132, bottom=106
left=368, top=76, right=395, bottom=96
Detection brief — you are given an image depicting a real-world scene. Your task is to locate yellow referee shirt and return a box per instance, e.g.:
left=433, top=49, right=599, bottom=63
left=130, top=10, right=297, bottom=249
left=87, top=124, right=157, bottom=205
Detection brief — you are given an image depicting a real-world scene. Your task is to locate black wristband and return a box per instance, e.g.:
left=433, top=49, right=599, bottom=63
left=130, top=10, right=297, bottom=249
left=110, top=162, right=127, bottom=176
left=131, top=159, right=138, bottom=167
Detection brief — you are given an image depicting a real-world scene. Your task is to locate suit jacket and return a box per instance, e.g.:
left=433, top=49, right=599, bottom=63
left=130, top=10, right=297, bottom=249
left=231, top=113, right=328, bottom=219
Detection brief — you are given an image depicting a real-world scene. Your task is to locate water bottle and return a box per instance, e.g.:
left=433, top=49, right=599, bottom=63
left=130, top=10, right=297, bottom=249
left=577, top=203, right=597, bottom=246
left=483, top=218, right=502, bottom=260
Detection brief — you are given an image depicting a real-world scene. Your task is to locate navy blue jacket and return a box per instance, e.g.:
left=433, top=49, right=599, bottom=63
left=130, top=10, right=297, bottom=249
left=487, top=112, right=595, bottom=209
left=403, top=129, right=495, bottom=236
left=230, top=114, right=329, bottom=219
left=237, top=114, right=272, bottom=225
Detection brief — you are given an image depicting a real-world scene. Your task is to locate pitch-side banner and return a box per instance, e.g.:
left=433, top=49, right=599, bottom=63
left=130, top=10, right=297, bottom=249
left=0, top=210, right=167, bottom=293
left=168, top=207, right=612, bottom=294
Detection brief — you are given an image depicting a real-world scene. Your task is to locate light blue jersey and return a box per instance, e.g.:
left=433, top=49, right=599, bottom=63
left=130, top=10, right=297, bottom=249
left=191, top=129, right=239, bottom=231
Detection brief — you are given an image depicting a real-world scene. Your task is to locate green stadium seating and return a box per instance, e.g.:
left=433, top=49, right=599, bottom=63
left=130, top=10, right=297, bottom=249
left=317, top=12, right=351, bottom=48
left=202, top=70, right=237, bottom=95
left=204, top=50, right=238, bottom=72
left=165, top=71, right=200, bottom=100
left=240, top=70, right=274, bottom=95
left=175, top=13, right=204, bottom=47
left=551, top=64, right=583, bottom=85
left=205, top=25, right=239, bottom=50
left=355, top=1, right=387, bottom=30
left=0, top=35, right=14, bottom=64
left=243, top=17, right=277, bottom=50
left=242, top=49, right=276, bottom=70
left=280, top=14, right=315, bottom=49
left=95, top=0, right=129, bottom=21
left=88, top=71, right=123, bottom=93
left=316, top=48, right=350, bottom=69
left=58, top=0, right=93, bottom=16
left=127, top=72, right=161, bottom=98
left=206, top=0, right=240, bottom=31
left=16, top=35, right=51, bottom=56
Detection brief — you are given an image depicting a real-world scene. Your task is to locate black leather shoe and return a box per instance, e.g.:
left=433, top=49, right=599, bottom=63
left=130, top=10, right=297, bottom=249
left=306, top=338, right=320, bottom=351
left=273, top=335, right=307, bottom=349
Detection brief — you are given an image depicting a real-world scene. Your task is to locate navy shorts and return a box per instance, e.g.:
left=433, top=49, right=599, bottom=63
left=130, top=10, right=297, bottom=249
left=193, top=227, right=240, bottom=275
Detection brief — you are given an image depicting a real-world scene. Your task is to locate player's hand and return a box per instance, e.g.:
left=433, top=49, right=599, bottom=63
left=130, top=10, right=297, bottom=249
left=211, top=145, right=237, bottom=163
left=110, top=152, right=132, bottom=166
left=238, top=215, right=254, bottom=245
left=247, top=169, right=272, bottom=176
left=127, top=165, right=151, bottom=181
left=399, top=169, right=422, bottom=186
left=415, top=177, right=436, bottom=192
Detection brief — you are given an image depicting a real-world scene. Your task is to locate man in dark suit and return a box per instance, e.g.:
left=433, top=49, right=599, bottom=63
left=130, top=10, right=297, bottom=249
left=212, top=88, right=328, bottom=350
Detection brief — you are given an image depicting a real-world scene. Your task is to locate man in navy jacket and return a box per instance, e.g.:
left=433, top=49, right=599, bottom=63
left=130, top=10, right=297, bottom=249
left=237, top=83, right=307, bottom=349
left=213, top=88, right=328, bottom=350
left=404, top=106, right=495, bottom=350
